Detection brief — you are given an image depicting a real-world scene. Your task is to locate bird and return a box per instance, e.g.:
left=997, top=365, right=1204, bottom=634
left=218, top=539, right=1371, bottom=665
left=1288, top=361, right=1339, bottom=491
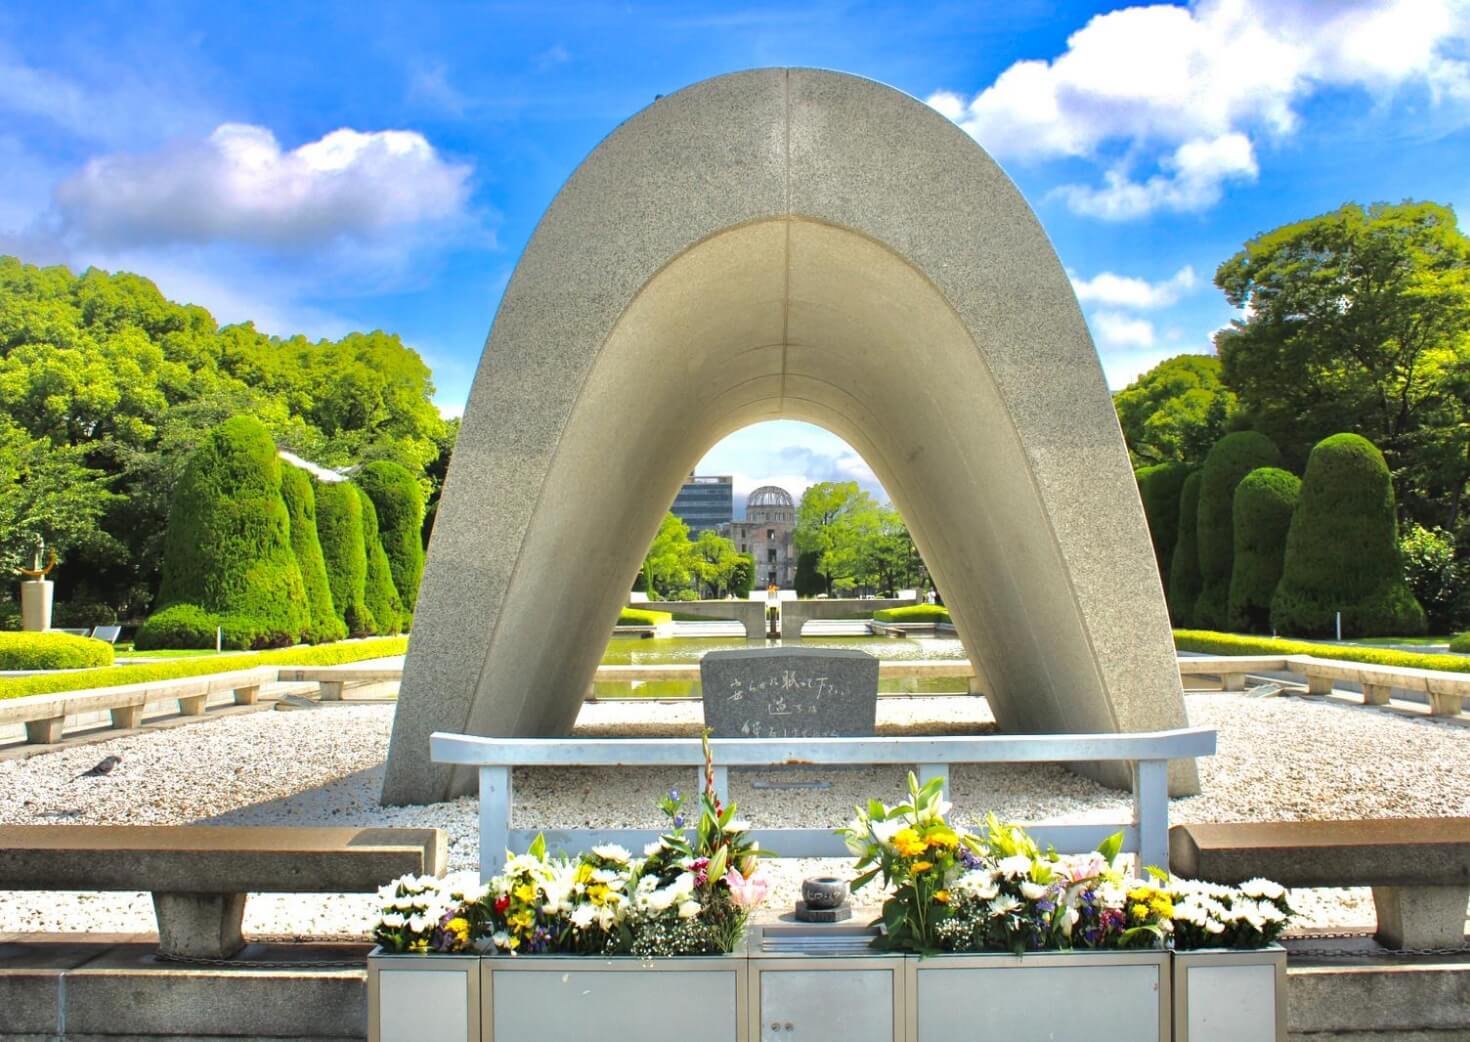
left=77, top=755, right=122, bottom=778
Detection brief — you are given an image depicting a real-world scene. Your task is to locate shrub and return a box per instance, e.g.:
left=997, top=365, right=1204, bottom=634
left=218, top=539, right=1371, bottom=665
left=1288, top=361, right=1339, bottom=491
left=152, top=416, right=308, bottom=647
left=0, top=632, right=114, bottom=670
left=1174, top=629, right=1469, bottom=673
left=0, top=600, right=21, bottom=632
left=667, top=589, right=701, bottom=601
left=316, top=481, right=374, bottom=637
left=355, top=461, right=426, bottom=613
left=1272, top=433, right=1426, bottom=637
left=1135, top=462, right=1192, bottom=591
left=135, top=603, right=221, bottom=650
left=1399, top=523, right=1468, bottom=633
left=280, top=465, right=347, bottom=644
left=1451, top=632, right=1470, bottom=654
left=618, top=608, right=673, bottom=626
left=1227, top=467, right=1300, bottom=633
left=1194, top=432, right=1280, bottom=629
left=1167, top=471, right=1204, bottom=627
left=0, top=636, right=409, bottom=700
left=356, top=486, right=403, bottom=635
left=873, top=604, right=951, bottom=623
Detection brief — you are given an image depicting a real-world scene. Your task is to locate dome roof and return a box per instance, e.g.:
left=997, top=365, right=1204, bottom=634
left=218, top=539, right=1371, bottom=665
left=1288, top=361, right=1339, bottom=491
left=747, top=485, right=794, bottom=509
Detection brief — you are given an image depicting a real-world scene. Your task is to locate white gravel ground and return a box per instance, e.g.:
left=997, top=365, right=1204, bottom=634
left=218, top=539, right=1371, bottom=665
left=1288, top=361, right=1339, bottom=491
left=1, top=690, right=1466, bottom=940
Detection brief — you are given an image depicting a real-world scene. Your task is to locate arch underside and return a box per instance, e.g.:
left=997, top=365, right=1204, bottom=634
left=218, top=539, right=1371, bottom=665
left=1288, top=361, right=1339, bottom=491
left=382, top=69, right=1194, bottom=805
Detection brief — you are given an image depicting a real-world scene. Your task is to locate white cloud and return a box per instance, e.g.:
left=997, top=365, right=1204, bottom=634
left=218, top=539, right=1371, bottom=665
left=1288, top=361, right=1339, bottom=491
left=929, top=0, right=1470, bottom=217
left=1071, top=264, right=1198, bottom=309
left=53, top=123, right=472, bottom=249
left=1090, top=311, right=1156, bottom=350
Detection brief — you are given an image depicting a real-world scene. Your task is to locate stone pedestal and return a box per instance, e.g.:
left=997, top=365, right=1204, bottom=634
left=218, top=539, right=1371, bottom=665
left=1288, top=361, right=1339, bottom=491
left=1372, top=885, right=1470, bottom=949
left=152, top=891, right=248, bottom=959
left=20, top=579, right=53, bottom=632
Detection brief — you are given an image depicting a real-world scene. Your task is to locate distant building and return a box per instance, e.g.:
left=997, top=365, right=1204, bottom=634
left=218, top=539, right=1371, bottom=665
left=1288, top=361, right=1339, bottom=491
left=722, top=485, right=797, bottom=588
left=671, top=473, right=733, bottom=532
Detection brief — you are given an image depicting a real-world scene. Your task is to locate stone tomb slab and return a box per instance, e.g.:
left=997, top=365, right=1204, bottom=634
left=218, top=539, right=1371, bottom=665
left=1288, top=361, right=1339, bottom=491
left=700, top=647, right=878, bottom=738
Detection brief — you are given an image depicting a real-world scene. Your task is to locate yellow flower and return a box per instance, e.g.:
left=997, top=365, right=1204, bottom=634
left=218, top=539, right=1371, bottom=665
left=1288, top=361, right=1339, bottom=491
left=588, top=883, right=610, bottom=905
left=514, top=882, right=535, bottom=903
left=935, top=890, right=950, bottom=903
left=509, top=910, right=534, bottom=931
left=1131, top=903, right=1149, bottom=920
left=924, top=827, right=959, bottom=850
left=912, top=860, right=933, bottom=874
left=575, top=863, right=594, bottom=885
left=446, top=917, right=470, bottom=942
left=892, top=829, right=927, bottom=857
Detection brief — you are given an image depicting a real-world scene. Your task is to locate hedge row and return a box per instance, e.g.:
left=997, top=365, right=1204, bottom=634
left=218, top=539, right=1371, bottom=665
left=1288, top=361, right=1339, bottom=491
left=1173, top=629, right=1470, bottom=674
left=873, top=604, right=952, bottom=623
left=0, top=632, right=115, bottom=671
left=0, top=637, right=409, bottom=701
left=1451, top=633, right=1470, bottom=654
left=280, top=464, right=348, bottom=644
left=618, top=608, right=674, bottom=626
left=1193, top=432, right=1280, bottom=630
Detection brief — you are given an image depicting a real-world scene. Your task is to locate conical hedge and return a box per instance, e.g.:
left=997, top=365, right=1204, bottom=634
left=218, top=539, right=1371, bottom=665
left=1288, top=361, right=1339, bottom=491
left=280, top=464, right=347, bottom=644
left=1272, top=433, right=1426, bottom=637
left=1194, top=431, right=1280, bottom=629
left=1136, top=462, right=1192, bottom=593
left=138, top=415, right=307, bottom=649
left=316, top=480, right=374, bottom=637
left=1227, top=467, right=1300, bottom=633
left=356, top=460, right=426, bottom=616
left=356, top=484, right=403, bottom=635
left=1167, top=471, right=1204, bottom=627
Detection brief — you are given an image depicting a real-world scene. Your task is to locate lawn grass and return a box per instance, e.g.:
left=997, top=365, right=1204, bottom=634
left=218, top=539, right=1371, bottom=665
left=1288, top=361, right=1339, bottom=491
left=0, top=637, right=410, bottom=701
left=1173, top=629, right=1470, bottom=674
left=115, top=647, right=233, bottom=659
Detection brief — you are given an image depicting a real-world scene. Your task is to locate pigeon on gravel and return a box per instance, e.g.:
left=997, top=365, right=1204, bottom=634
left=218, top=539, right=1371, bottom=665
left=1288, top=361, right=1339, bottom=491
left=77, top=755, right=122, bottom=778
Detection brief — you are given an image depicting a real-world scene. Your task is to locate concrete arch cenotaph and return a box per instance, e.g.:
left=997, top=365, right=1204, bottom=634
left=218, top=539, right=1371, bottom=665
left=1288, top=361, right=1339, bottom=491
left=381, top=68, right=1197, bottom=805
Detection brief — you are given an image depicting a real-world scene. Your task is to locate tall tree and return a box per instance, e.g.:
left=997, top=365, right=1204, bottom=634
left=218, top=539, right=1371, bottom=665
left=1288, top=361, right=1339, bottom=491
left=1215, top=201, right=1470, bottom=528
left=641, top=512, right=695, bottom=598
left=1113, top=355, right=1237, bottom=467
left=793, top=481, right=881, bottom=596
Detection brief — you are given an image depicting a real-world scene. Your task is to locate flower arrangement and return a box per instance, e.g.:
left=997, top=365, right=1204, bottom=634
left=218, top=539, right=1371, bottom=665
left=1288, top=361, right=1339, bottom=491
left=838, top=774, right=1276, bottom=956
left=1169, top=876, right=1292, bottom=949
left=372, top=731, right=769, bottom=958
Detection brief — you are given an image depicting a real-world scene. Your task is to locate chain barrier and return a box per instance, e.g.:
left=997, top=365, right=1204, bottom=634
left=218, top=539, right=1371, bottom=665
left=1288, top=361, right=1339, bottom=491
left=1286, top=943, right=1470, bottom=960
left=153, top=951, right=368, bottom=969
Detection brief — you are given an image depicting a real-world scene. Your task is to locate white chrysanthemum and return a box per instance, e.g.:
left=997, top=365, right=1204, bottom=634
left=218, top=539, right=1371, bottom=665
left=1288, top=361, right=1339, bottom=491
left=988, top=896, right=1022, bottom=918
left=591, top=844, right=631, bottom=863
left=872, top=818, right=905, bottom=844
left=722, top=819, right=751, bottom=833
left=646, top=888, right=675, bottom=912
left=1019, top=881, right=1048, bottom=901
left=955, top=869, right=999, bottom=901
left=997, top=855, right=1033, bottom=879
left=570, top=904, right=597, bottom=929
left=670, top=872, right=697, bottom=898
left=677, top=900, right=702, bottom=919
left=1239, top=878, right=1286, bottom=901
left=407, top=914, right=432, bottom=933
left=378, top=912, right=406, bottom=928
left=644, top=840, right=666, bottom=857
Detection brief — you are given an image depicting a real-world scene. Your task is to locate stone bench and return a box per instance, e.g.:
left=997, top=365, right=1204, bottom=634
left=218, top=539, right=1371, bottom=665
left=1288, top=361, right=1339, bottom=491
left=0, top=825, right=446, bottom=958
left=1170, top=820, right=1470, bottom=949
left=274, top=667, right=403, bottom=701
left=0, top=668, right=275, bottom=744
left=1175, top=655, right=1297, bottom=690
left=1297, top=658, right=1470, bottom=715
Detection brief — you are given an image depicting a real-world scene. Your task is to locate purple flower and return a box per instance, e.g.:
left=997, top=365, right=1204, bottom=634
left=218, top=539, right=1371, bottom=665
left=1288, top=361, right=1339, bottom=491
left=674, top=815, right=686, bottom=828
left=669, top=789, right=680, bottom=802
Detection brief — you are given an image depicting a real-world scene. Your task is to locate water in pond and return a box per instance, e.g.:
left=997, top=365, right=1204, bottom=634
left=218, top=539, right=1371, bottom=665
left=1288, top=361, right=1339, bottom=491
left=595, top=634, right=969, bottom=699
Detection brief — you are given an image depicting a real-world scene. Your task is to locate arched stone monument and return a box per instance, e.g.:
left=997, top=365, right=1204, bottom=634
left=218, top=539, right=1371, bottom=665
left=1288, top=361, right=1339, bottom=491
left=382, top=68, right=1197, bottom=805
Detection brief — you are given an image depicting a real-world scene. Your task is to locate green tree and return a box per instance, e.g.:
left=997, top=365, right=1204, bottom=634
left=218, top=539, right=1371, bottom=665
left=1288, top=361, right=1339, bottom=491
left=858, top=507, right=923, bottom=596
left=793, top=551, right=824, bottom=598
left=793, top=481, right=881, bottom=596
left=1194, top=432, right=1281, bottom=629
left=1134, top=462, right=1192, bottom=591
left=1113, top=355, right=1237, bottom=467
left=1167, top=471, right=1204, bottom=627
left=1272, top=433, right=1426, bottom=637
left=1398, top=523, right=1468, bottom=633
left=729, top=553, right=755, bottom=599
left=692, top=529, right=742, bottom=598
left=356, top=485, right=403, bottom=634
left=1227, top=467, right=1301, bottom=633
left=279, top=464, right=346, bottom=643
left=137, top=416, right=307, bottom=649
left=355, top=459, right=426, bottom=614
left=1215, top=201, right=1470, bottom=529
left=641, top=512, right=695, bottom=598
left=316, top=480, right=374, bottom=636
left=0, top=420, right=115, bottom=574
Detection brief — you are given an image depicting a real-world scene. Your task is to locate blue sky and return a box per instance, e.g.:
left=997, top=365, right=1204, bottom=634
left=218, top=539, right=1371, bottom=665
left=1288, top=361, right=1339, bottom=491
left=4, top=1, right=1469, bottom=510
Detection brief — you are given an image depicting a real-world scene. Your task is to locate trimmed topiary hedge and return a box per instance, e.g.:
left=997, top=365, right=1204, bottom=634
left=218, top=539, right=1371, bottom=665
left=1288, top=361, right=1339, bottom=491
left=280, top=465, right=347, bottom=644
left=873, top=604, right=951, bottom=623
left=145, top=416, right=308, bottom=649
left=0, top=632, right=115, bottom=670
left=355, top=461, right=426, bottom=615
left=316, top=481, right=374, bottom=637
left=1227, top=467, right=1301, bottom=633
left=0, top=636, right=409, bottom=700
left=1271, top=433, right=1426, bottom=638
left=355, top=485, right=403, bottom=635
left=1135, top=462, right=1192, bottom=592
left=618, top=608, right=673, bottom=626
left=1174, top=629, right=1469, bottom=673
left=1194, top=432, right=1280, bottom=629
left=133, top=604, right=221, bottom=650
left=1167, top=471, right=1204, bottom=627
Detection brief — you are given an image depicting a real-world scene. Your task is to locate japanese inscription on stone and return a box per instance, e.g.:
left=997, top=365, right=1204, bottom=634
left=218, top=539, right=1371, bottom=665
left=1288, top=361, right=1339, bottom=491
left=699, top=647, right=879, bottom=738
